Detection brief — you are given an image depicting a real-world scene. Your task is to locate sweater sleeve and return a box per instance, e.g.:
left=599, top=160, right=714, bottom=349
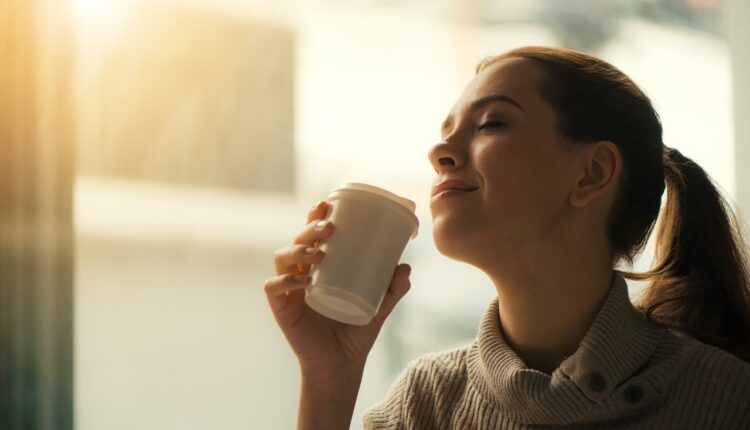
left=361, top=347, right=469, bottom=429
left=361, top=363, right=411, bottom=430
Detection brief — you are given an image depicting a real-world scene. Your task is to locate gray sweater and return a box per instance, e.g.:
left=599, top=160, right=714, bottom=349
left=362, top=271, right=750, bottom=429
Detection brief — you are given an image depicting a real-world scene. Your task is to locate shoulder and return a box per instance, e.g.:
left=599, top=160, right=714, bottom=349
left=397, top=344, right=473, bottom=403
left=373, top=343, right=472, bottom=401
left=653, top=330, right=750, bottom=426
left=683, top=337, right=750, bottom=389
left=666, top=330, right=750, bottom=384
left=362, top=344, right=472, bottom=430
left=405, top=344, right=470, bottom=381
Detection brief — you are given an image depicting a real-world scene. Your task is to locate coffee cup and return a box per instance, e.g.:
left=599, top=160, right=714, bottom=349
left=305, top=182, right=419, bottom=325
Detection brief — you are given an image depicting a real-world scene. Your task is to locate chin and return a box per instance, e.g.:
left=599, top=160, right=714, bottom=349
left=431, top=221, right=475, bottom=263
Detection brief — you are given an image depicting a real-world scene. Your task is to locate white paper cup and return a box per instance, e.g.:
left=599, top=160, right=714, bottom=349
left=305, top=183, right=419, bottom=325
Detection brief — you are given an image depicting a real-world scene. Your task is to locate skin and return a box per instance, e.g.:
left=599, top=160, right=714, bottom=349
left=266, top=202, right=411, bottom=430
left=266, top=55, right=623, bottom=428
left=428, top=57, right=622, bottom=374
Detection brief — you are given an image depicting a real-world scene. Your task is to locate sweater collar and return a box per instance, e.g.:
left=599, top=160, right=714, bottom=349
left=466, top=270, right=664, bottom=425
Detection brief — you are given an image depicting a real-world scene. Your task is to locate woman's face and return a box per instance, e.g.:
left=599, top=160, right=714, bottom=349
left=428, top=57, right=585, bottom=267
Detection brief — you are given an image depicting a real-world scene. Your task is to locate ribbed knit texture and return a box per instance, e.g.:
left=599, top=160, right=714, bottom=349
left=362, top=271, right=750, bottom=429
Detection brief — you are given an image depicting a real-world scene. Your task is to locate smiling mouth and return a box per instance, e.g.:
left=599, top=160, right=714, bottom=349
left=430, top=188, right=477, bottom=203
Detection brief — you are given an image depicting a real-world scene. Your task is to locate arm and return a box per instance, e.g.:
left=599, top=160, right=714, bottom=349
left=297, top=363, right=366, bottom=430
left=266, top=201, right=411, bottom=430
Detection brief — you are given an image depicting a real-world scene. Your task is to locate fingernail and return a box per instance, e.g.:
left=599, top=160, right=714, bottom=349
left=294, top=274, right=310, bottom=283
left=305, top=247, right=319, bottom=255
left=315, top=220, right=328, bottom=229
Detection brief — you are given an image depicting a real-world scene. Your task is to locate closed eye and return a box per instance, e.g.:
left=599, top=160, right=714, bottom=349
left=478, top=121, right=506, bottom=131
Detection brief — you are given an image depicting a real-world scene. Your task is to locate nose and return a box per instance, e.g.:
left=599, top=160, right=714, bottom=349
left=427, top=141, right=463, bottom=174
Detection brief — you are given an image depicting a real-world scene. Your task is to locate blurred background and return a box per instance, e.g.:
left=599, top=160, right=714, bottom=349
left=5, top=0, right=748, bottom=428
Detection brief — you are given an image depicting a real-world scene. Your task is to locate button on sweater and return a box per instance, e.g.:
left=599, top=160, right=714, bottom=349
left=362, top=271, right=750, bottom=429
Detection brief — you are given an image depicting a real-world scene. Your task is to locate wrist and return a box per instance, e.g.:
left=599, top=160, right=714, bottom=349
left=297, top=366, right=363, bottom=430
left=300, top=356, right=366, bottom=378
left=300, top=362, right=365, bottom=392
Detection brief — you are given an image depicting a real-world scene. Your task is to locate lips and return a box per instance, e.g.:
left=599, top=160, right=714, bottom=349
left=431, top=179, right=479, bottom=198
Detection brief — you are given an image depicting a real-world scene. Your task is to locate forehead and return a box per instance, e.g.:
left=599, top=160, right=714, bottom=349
left=450, top=57, right=545, bottom=114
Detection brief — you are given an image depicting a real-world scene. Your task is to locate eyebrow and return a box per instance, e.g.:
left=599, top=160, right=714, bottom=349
left=441, top=94, right=525, bottom=134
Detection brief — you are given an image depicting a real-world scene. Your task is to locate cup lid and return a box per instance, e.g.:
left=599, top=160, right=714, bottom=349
left=333, top=182, right=416, bottom=213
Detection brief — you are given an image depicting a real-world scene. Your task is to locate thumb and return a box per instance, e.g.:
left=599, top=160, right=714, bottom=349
left=372, top=264, right=411, bottom=327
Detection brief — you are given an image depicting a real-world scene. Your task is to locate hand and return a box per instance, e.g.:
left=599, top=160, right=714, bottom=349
left=264, top=200, right=412, bottom=375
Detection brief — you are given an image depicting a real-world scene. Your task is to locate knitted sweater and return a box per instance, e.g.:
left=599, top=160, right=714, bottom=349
left=362, top=271, right=750, bottom=429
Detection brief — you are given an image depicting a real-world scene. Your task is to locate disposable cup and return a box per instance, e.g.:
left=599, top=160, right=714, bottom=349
left=305, top=182, right=418, bottom=325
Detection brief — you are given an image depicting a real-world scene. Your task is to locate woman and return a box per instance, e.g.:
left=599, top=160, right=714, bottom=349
left=264, top=46, right=750, bottom=429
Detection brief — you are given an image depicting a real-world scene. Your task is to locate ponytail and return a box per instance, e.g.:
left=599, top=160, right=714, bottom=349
left=623, top=146, right=750, bottom=363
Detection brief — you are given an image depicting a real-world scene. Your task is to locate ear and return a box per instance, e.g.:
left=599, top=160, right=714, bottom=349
left=569, top=141, right=621, bottom=208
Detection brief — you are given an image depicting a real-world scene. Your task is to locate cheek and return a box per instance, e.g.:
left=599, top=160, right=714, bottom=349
left=477, top=144, right=567, bottom=227
left=476, top=145, right=529, bottom=213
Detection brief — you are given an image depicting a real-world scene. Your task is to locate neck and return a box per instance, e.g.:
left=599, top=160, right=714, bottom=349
left=481, top=231, right=614, bottom=375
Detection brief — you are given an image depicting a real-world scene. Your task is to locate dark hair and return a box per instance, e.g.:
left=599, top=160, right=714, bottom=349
left=477, top=46, right=750, bottom=363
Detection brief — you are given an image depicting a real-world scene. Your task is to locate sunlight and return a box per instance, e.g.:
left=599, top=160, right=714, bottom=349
left=73, top=0, right=130, bottom=36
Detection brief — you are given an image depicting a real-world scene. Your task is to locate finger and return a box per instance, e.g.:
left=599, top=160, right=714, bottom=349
left=264, top=274, right=311, bottom=314
left=295, top=201, right=335, bottom=273
left=372, top=264, right=411, bottom=328
left=307, top=200, right=330, bottom=224
left=274, top=244, right=326, bottom=275
left=292, top=218, right=335, bottom=246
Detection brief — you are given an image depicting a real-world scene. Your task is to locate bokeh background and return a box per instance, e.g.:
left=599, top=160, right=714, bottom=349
left=68, top=0, right=750, bottom=428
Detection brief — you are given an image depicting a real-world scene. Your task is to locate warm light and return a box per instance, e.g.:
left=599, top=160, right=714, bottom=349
left=73, top=0, right=129, bottom=36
